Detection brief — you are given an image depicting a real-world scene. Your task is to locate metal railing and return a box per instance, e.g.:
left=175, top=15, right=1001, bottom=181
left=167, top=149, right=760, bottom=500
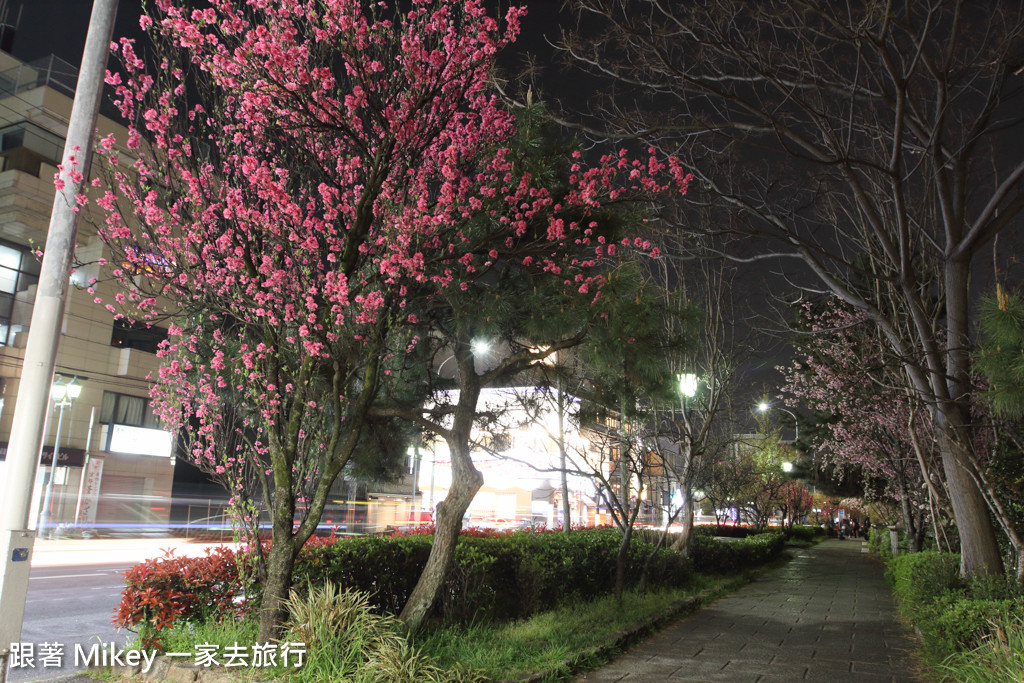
left=0, top=54, right=79, bottom=99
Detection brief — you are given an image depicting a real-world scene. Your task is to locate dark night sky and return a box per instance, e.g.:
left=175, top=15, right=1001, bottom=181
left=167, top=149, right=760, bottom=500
left=8, top=1, right=572, bottom=78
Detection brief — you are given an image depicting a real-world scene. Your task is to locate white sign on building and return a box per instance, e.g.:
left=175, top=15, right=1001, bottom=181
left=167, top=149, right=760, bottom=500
left=108, top=425, right=174, bottom=458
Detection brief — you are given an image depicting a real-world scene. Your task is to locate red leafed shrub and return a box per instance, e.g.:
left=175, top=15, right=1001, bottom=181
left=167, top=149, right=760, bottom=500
left=113, top=546, right=250, bottom=648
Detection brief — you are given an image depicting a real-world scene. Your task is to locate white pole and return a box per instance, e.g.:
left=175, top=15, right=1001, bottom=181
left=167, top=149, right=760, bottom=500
left=73, top=406, right=96, bottom=525
left=428, top=443, right=436, bottom=514
left=0, top=2, right=119, bottom=678
left=410, top=443, right=420, bottom=521
left=36, top=401, right=65, bottom=537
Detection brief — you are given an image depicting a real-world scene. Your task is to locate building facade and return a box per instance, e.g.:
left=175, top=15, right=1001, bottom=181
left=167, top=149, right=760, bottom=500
left=0, top=51, right=175, bottom=535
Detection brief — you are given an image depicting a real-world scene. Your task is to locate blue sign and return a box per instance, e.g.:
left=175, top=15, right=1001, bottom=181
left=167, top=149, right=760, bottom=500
left=12, top=548, right=29, bottom=562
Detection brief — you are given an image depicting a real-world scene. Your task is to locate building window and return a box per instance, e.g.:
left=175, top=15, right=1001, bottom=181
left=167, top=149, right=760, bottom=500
left=99, top=391, right=161, bottom=429
left=111, top=319, right=168, bottom=354
left=0, top=240, right=40, bottom=346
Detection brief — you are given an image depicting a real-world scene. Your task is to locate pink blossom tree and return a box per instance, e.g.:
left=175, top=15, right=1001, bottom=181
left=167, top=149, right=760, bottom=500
left=777, top=481, right=813, bottom=529
left=781, top=300, right=945, bottom=551
left=89, top=0, right=533, bottom=641
left=88, top=0, right=691, bottom=638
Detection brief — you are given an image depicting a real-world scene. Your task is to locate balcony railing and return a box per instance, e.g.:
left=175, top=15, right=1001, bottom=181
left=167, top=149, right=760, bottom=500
left=0, top=54, right=78, bottom=99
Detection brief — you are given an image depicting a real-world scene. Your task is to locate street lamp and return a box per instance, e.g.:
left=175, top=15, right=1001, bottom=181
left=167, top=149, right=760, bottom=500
left=757, top=401, right=799, bottom=442
left=678, top=373, right=698, bottom=400
left=437, top=339, right=492, bottom=376
left=38, top=377, right=82, bottom=538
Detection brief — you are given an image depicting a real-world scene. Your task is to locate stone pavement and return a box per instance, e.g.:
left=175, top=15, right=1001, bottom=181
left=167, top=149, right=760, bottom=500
left=575, top=538, right=923, bottom=682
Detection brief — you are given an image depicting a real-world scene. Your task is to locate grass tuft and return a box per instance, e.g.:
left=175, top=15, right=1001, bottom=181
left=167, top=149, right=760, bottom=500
left=935, top=615, right=1024, bottom=682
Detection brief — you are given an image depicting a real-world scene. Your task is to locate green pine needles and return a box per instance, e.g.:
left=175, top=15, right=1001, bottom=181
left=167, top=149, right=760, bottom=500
left=977, top=286, right=1024, bottom=419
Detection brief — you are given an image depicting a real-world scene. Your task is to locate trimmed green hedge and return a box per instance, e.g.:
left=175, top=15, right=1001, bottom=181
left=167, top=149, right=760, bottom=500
left=117, top=526, right=790, bottom=644
left=292, top=528, right=696, bottom=622
left=884, top=550, right=1024, bottom=660
left=783, top=525, right=825, bottom=543
left=689, top=524, right=821, bottom=542
left=885, top=551, right=962, bottom=612
left=689, top=532, right=786, bottom=574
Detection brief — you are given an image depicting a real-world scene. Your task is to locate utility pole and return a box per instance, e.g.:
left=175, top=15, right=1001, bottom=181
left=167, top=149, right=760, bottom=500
left=0, top=2, right=119, bottom=680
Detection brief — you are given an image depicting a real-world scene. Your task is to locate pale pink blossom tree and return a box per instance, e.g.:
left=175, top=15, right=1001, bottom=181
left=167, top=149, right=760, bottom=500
left=781, top=300, right=942, bottom=551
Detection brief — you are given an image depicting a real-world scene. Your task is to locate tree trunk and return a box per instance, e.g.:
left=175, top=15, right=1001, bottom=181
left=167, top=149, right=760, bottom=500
left=936, top=426, right=1004, bottom=577
left=637, top=525, right=667, bottom=596
left=257, top=524, right=296, bottom=643
left=400, top=336, right=484, bottom=632
left=961, top=447, right=1024, bottom=587
left=937, top=260, right=1005, bottom=577
left=614, top=523, right=633, bottom=602
left=558, top=379, right=572, bottom=533
left=670, top=494, right=695, bottom=554
left=898, top=495, right=917, bottom=554
left=398, top=449, right=483, bottom=631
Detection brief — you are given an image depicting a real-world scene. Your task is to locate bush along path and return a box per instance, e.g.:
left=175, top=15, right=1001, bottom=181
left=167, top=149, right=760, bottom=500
left=573, top=537, right=922, bottom=682
left=105, top=526, right=804, bottom=682
left=883, top=547, right=1024, bottom=681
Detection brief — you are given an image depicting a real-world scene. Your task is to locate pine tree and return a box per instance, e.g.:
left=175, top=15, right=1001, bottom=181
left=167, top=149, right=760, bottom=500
left=978, top=286, right=1024, bottom=419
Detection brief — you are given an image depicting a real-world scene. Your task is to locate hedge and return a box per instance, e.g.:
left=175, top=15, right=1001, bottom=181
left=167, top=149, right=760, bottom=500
left=114, top=545, right=252, bottom=648
left=689, top=531, right=786, bottom=574
left=291, top=527, right=695, bottom=622
left=116, top=526, right=788, bottom=644
left=884, top=550, right=1024, bottom=660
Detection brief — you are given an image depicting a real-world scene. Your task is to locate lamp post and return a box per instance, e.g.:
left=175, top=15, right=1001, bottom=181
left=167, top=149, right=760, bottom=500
left=757, top=401, right=799, bottom=442
left=758, top=401, right=808, bottom=486
left=673, top=373, right=698, bottom=528
left=436, top=339, right=492, bottom=376
left=38, top=377, right=82, bottom=538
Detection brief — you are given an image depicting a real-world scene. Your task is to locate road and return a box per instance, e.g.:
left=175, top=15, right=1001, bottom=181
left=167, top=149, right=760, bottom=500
left=7, top=538, right=237, bottom=683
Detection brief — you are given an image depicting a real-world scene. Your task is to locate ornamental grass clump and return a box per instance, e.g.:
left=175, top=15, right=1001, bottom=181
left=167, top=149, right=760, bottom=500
left=282, top=582, right=483, bottom=683
left=935, top=614, right=1024, bottom=682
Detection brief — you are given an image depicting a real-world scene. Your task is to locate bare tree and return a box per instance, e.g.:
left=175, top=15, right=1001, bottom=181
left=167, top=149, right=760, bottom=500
left=559, top=0, right=1024, bottom=578
left=651, top=239, right=752, bottom=551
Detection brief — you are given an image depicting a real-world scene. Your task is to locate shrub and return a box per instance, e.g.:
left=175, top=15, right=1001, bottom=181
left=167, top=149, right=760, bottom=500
left=291, top=534, right=433, bottom=616
left=918, top=595, right=1024, bottom=660
left=293, top=527, right=694, bottom=623
left=690, top=532, right=785, bottom=574
left=117, top=526, right=783, bottom=645
left=885, top=551, right=962, bottom=612
left=114, top=546, right=251, bottom=648
left=692, top=524, right=764, bottom=539
left=784, top=525, right=824, bottom=543
left=867, top=525, right=889, bottom=558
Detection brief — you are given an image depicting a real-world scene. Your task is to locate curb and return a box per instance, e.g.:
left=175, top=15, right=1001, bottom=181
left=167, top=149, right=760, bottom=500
left=93, top=659, right=249, bottom=683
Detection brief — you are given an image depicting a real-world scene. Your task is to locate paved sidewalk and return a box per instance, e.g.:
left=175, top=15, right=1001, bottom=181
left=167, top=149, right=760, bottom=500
left=575, top=539, right=922, bottom=682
